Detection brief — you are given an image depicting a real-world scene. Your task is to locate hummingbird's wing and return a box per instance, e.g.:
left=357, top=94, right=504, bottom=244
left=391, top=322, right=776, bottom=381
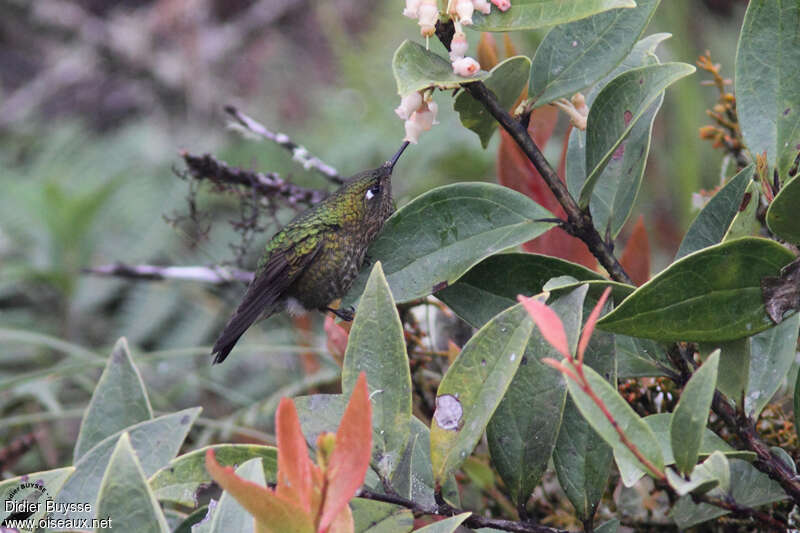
left=211, top=238, right=323, bottom=364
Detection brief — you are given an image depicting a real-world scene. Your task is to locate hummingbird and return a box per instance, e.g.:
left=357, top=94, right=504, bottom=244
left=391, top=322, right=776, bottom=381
left=211, top=141, right=410, bottom=364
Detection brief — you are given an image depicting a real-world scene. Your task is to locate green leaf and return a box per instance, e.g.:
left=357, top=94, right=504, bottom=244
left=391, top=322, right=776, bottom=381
left=566, top=365, right=664, bottom=477
left=350, top=499, right=414, bottom=533
left=553, top=291, right=616, bottom=520
left=735, top=0, right=800, bottom=181
left=206, top=459, right=266, bottom=533
left=471, top=0, right=636, bottom=32
left=597, top=237, right=796, bottom=341
left=671, top=350, right=719, bottom=475
left=149, top=445, right=278, bottom=507
left=0, top=467, right=74, bottom=523
left=671, top=459, right=787, bottom=529
left=487, top=286, right=587, bottom=505
left=795, top=368, right=800, bottom=444
left=437, top=253, right=603, bottom=328
left=95, top=433, right=170, bottom=533
left=721, top=180, right=760, bottom=241
left=412, top=513, right=471, bottom=532
left=675, top=164, right=754, bottom=259
left=615, top=335, right=672, bottom=378
left=579, top=62, right=695, bottom=208
left=455, top=56, right=530, bottom=148
left=430, top=304, right=534, bottom=483
left=74, top=337, right=153, bottom=462
left=530, top=0, right=659, bottom=108
left=747, top=313, right=800, bottom=418
left=666, top=451, right=729, bottom=496
left=709, top=339, right=750, bottom=405
left=613, top=413, right=755, bottom=487
left=343, top=262, right=412, bottom=480
left=343, top=183, right=555, bottom=306
left=392, top=40, right=489, bottom=96
left=595, top=520, right=620, bottom=533
left=54, top=407, right=200, bottom=522
left=767, top=175, right=800, bottom=243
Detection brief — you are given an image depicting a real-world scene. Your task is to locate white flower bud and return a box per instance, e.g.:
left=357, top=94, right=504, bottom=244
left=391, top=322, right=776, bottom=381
left=403, top=0, right=421, bottom=18
left=452, top=56, right=480, bottom=77
left=456, top=0, right=474, bottom=24
left=472, top=0, right=491, bottom=14
left=449, top=31, right=468, bottom=61
left=404, top=117, right=424, bottom=144
left=394, top=91, right=423, bottom=120
left=415, top=101, right=438, bottom=130
left=490, top=0, right=511, bottom=12
left=418, top=0, right=439, bottom=36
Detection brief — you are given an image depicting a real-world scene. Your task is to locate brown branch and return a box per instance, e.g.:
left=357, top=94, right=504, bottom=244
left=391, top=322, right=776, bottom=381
left=358, top=489, right=567, bottom=533
left=181, top=151, right=328, bottom=206
left=224, top=105, right=343, bottom=184
left=697, top=494, right=788, bottom=530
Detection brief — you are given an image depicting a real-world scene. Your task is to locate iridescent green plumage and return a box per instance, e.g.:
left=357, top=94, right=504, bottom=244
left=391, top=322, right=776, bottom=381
left=212, top=143, right=408, bottom=364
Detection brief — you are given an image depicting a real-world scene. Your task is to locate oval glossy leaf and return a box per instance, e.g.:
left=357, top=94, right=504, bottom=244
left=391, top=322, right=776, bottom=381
left=675, top=164, right=754, bottom=259
left=437, top=253, right=603, bottom=328
left=430, top=304, right=534, bottom=483
left=472, top=0, right=636, bottom=32
left=735, top=0, right=800, bottom=181
left=96, top=433, right=170, bottom=533
left=566, top=364, right=664, bottom=477
left=149, top=445, right=278, bottom=507
left=615, top=335, right=672, bottom=378
left=671, top=350, right=719, bottom=475
left=666, top=451, right=728, bottom=496
left=767, top=175, right=800, bottom=244
left=530, top=0, right=659, bottom=107
left=747, top=313, right=800, bottom=418
left=487, top=286, right=587, bottom=505
left=350, top=499, right=414, bottom=533
left=343, top=262, right=412, bottom=480
left=54, top=407, right=200, bottom=523
left=579, top=62, right=695, bottom=208
left=74, top=337, right=153, bottom=461
left=343, top=183, right=555, bottom=306
left=206, top=458, right=266, bottom=533
left=671, top=459, right=787, bottom=529
left=721, top=180, right=760, bottom=241
left=0, top=467, right=74, bottom=524
left=393, top=40, right=488, bottom=96
left=455, top=56, right=531, bottom=148
left=597, top=237, right=796, bottom=341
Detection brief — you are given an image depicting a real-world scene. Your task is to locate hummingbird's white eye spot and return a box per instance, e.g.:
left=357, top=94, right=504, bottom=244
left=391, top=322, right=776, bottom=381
left=365, top=184, right=381, bottom=201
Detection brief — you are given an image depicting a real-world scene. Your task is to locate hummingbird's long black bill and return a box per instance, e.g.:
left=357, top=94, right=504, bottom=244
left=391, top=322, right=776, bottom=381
left=385, top=141, right=410, bottom=171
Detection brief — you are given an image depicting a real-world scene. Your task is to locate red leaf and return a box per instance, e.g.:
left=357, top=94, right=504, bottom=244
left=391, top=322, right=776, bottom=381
left=497, top=111, right=596, bottom=268
left=317, top=372, right=372, bottom=532
left=619, top=215, right=651, bottom=286
left=275, top=398, right=314, bottom=513
left=577, top=287, right=612, bottom=365
left=324, top=315, right=350, bottom=365
left=517, top=295, right=571, bottom=359
left=205, top=449, right=314, bottom=533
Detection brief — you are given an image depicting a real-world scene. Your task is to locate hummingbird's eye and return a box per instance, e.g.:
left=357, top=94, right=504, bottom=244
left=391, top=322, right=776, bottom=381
left=365, top=184, right=381, bottom=201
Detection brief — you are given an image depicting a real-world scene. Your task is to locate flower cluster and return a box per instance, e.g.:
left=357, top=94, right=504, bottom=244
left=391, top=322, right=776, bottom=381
left=395, top=91, right=439, bottom=144
left=403, top=0, right=511, bottom=37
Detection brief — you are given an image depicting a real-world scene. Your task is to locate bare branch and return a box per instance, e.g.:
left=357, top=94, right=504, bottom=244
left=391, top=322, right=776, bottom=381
left=224, top=105, right=343, bottom=184
left=85, top=263, right=253, bottom=284
left=181, top=151, right=328, bottom=206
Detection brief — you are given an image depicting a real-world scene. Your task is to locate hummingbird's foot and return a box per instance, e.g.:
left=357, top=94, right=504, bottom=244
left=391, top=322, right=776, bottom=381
left=363, top=254, right=373, bottom=267
left=324, top=306, right=355, bottom=321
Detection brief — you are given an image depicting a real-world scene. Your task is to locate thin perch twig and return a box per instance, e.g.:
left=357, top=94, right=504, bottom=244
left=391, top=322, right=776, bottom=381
left=224, top=105, right=343, bottom=184
left=84, top=263, right=253, bottom=284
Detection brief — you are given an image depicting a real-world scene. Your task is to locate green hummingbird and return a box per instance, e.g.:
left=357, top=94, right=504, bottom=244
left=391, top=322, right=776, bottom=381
left=211, top=142, right=409, bottom=364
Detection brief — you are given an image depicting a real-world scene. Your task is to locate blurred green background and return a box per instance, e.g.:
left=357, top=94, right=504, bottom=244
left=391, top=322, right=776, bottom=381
left=0, top=0, right=746, bottom=473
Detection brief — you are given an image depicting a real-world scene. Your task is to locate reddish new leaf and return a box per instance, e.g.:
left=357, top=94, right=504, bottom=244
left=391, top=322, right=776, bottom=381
left=577, top=287, right=612, bottom=366
left=477, top=33, right=499, bottom=70
left=517, top=295, right=571, bottom=359
left=205, top=449, right=314, bottom=533
left=619, top=215, right=651, bottom=286
left=324, top=315, right=350, bottom=365
left=275, top=397, right=314, bottom=513
left=317, top=372, right=372, bottom=532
